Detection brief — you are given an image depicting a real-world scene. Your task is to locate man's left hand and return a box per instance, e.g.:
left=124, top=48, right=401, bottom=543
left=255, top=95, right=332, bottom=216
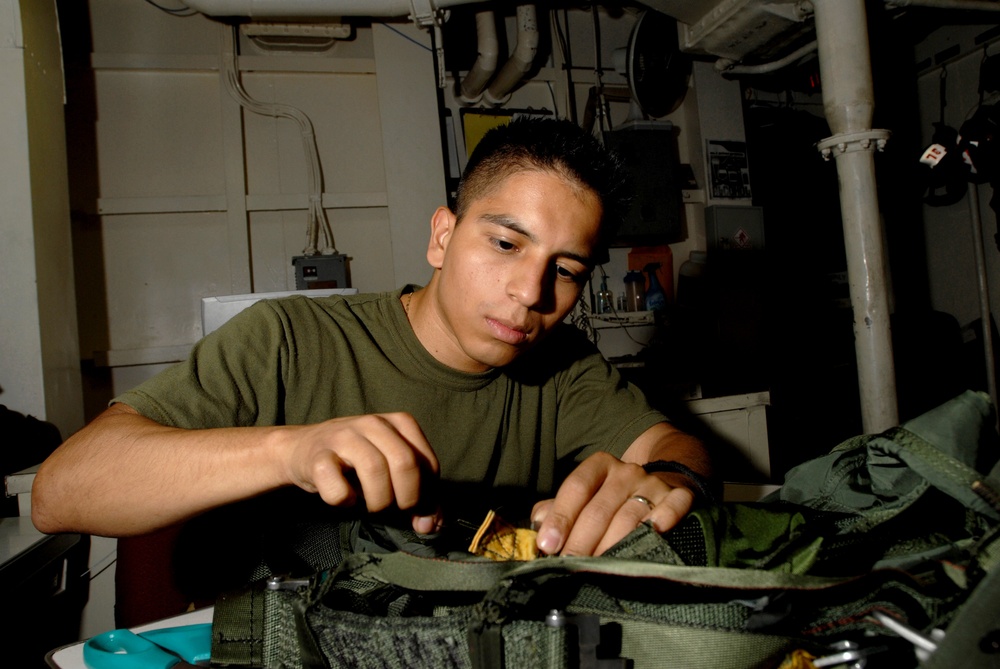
left=531, top=451, right=695, bottom=556
left=531, top=421, right=709, bottom=556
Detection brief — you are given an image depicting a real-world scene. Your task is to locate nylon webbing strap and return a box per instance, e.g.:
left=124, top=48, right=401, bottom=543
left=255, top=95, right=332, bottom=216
left=367, top=550, right=852, bottom=593
left=922, top=560, right=1000, bottom=669
left=354, top=552, right=525, bottom=592
left=211, top=585, right=268, bottom=667
left=881, top=426, right=1000, bottom=520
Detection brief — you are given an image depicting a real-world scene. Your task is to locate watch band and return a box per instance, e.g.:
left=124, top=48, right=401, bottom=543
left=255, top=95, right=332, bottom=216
left=642, top=460, right=718, bottom=504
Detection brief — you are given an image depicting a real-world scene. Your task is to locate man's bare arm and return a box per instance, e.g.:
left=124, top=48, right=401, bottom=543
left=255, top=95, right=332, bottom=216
left=531, top=422, right=711, bottom=556
left=31, top=404, right=440, bottom=538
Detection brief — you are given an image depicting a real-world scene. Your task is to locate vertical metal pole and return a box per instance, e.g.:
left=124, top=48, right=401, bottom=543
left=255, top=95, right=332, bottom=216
left=967, top=183, right=999, bottom=427
left=812, top=0, right=899, bottom=432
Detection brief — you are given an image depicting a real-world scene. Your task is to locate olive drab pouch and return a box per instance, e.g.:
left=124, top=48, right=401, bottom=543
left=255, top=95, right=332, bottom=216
left=209, top=391, right=1000, bottom=669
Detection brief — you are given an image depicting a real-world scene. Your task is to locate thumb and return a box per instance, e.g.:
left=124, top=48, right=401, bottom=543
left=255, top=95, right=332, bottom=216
left=530, top=498, right=554, bottom=530
left=411, top=506, right=444, bottom=535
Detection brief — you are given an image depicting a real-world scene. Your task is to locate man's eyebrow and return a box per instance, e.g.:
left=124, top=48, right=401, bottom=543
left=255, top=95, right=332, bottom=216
left=482, top=213, right=535, bottom=241
left=480, top=213, right=594, bottom=266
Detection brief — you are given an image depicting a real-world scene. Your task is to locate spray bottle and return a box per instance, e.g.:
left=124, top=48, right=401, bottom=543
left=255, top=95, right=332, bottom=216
left=644, top=262, right=667, bottom=312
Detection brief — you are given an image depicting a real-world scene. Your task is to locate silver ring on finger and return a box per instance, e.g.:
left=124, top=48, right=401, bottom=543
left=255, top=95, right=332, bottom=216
left=628, top=495, right=655, bottom=511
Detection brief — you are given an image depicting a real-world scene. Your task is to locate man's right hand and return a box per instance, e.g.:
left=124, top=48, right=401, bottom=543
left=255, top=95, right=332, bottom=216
left=32, top=404, right=442, bottom=537
left=277, top=413, right=442, bottom=533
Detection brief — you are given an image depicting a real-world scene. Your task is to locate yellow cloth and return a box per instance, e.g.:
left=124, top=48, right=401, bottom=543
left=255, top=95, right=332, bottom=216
left=777, top=649, right=817, bottom=669
left=468, top=510, right=539, bottom=561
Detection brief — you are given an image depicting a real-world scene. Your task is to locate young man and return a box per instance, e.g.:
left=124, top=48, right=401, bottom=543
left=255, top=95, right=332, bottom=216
left=32, top=118, right=710, bottom=560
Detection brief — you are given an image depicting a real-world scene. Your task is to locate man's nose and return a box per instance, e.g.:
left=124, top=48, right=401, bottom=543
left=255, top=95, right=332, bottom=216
left=507, top=260, right=552, bottom=309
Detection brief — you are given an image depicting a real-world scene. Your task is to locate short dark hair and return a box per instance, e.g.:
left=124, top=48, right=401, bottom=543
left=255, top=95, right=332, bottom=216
left=455, top=117, right=628, bottom=262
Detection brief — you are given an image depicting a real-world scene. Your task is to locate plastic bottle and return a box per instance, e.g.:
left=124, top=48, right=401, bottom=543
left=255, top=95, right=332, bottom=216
left=628, top=246, right=672, bottom=308
left=624, top=271, right=645, bottom=312
left=596, top=278, right=613, bottom=314
left=644, top=263, right=667, bottom=312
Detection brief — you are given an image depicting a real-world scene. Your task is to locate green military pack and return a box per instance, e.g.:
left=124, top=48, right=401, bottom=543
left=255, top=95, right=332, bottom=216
left=209, top=390, right=1000, bottom=668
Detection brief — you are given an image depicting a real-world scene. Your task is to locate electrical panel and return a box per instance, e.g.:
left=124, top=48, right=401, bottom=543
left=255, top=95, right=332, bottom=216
left=705, top=205, right=765, bottom=252
left=604, top=120, right=683, bottom=247
left=292, top=254, right=348, bottom=290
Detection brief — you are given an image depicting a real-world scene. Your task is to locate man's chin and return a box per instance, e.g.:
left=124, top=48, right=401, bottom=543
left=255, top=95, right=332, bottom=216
left=472, top=341, right=531, bottom=370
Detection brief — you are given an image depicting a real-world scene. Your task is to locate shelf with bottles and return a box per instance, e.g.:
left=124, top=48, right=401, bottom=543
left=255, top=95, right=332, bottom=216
left=588, top=310, right=655, bottom=328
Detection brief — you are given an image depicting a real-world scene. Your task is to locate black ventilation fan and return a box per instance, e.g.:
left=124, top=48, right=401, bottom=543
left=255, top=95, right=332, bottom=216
left=620, top=11, right=691, bottom=119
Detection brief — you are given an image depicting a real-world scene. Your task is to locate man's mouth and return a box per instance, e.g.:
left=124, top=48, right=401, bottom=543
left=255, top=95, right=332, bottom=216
left=486, top=317, right=530, bottom=345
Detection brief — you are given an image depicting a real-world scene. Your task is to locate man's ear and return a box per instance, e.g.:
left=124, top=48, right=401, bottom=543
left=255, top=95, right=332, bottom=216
left=427, top=206, right=456, bottom=269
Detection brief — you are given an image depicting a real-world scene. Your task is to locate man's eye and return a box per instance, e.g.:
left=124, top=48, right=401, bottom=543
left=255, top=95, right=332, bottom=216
left=556, top=265, right=584, bottom=282
left=492, top=238, right=516, bottom=252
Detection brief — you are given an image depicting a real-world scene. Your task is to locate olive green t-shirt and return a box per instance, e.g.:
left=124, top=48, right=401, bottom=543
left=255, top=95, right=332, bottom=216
left=115, top=288, right=667, bottom=506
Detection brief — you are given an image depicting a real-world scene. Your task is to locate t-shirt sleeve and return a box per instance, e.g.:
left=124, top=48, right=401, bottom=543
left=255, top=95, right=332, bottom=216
left=548, top=327, right=668, bottom=463
left=112, top=301, right=290, bottom=428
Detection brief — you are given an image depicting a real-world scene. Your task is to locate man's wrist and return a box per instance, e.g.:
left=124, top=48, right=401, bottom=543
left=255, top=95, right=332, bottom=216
left=642, top=460, right=717, bottom=504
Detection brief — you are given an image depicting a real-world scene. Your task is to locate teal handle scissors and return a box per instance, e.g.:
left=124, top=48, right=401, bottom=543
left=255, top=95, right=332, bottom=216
left=83, top=622, right=212, bottom=669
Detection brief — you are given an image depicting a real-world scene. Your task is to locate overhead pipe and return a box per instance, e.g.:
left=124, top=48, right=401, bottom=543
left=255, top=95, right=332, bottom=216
left=181, top=0, right=485, bottom=91
left=811, top=0, right=898, bottom=432
left=716, top=40, right=818, bottom=75
left=458, top=10, right=499, bottom=105
left=181, top=0, right=479, bottom=19
left=484, top=5, right=539, bottom=106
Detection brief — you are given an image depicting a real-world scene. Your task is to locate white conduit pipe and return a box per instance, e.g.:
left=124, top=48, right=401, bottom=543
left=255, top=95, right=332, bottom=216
left=458, top=10, right=499, bottom=105
left=222, top=26, right=335, bottom=255
left=484, top=5, right=539, bottom=106
left=716, top=41, right=818, bottom=75
left=813, top=0, right=899, bottom=432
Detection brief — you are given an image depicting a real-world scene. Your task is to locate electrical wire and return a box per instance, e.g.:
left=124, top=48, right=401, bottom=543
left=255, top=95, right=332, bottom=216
left=142, top=0, right=198, bottom=16
left=583, top=265, right=653, bottom=350
left=551, top=8, right=578, bottom=124
left=571, top=289, right=597, bottom=344
left=590, top=4, right=610, bottom=135
left=546, top=81, right=560, bottom=117
left=222, top=26, right=335, bottom=256
left=382, top=22, right=433, bottom=52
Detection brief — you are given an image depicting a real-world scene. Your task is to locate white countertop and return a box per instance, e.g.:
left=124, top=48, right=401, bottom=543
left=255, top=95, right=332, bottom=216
left=0, top=515, right=51, bottom=566
left=47, top=606, right=215, bottom=668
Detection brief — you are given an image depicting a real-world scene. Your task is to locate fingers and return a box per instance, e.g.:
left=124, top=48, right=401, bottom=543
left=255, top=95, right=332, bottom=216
left=534, top=452, right=624, bottom=556
left=645, top=486, right=695, bottom=534
left=288, top=412, right=439, bottom=518
left=534, top=452, right=696, bottom=556
left=340, top=414, right=432, bottom=510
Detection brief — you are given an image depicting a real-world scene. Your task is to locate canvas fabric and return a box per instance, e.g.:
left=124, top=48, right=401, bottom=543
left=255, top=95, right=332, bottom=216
left=210, top=390, right=1000, bottom=669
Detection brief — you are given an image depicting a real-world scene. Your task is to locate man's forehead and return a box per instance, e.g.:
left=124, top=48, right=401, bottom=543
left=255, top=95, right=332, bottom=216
left=473, top=201, right=601, bottom=267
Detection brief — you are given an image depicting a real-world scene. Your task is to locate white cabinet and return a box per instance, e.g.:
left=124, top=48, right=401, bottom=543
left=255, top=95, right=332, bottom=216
left=5, top=467, right=117, bottom=640
left=684, top=391, right=780, bottom=502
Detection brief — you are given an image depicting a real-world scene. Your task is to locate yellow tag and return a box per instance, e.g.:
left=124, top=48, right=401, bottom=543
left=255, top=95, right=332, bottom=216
left=468, top=510, right=539, bottom=561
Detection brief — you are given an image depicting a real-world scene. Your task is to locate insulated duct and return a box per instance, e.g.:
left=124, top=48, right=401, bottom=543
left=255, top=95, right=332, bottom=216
left=458, top=10, right=499, bottom=105
left=484, top=5, right=539, bottom=106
